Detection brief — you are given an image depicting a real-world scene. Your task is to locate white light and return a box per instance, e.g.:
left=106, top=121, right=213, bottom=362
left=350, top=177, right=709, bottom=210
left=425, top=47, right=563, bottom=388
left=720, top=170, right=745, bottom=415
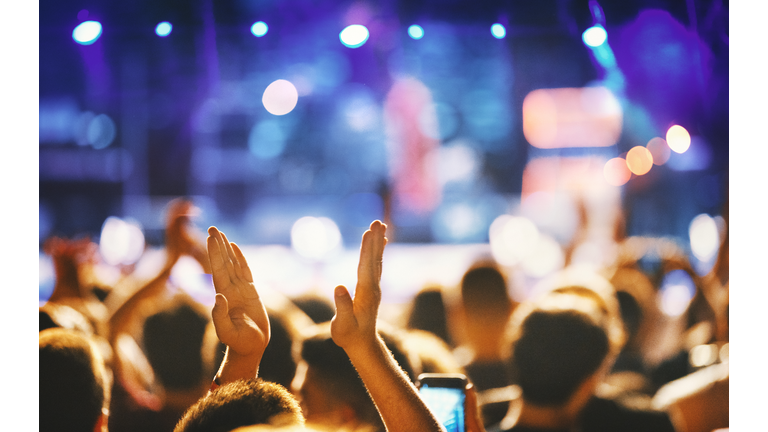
left=155, top=21, right=172, bottom=37
left=339, top=24, right=369, bottom=48
left=582, top=25, right=607, bottom=47
left=491, top=23, right=506, bottom=39
left=73, top=21, right=103, bottom=45
left=689, top=214, right=720, bottom=262
left=408, top=25, right=424, bottom=40
left=99, top=217, right=145, bottom=266
left=489, top=215, right=540, bottom=266
left=660, top=284, right=693, bottom=317
left=291, top=217, right=342, bottom=260
left=251, top=21, right=268, bottom=37
left=262, top=79, right=299, bottom=116
left=521, top=234, right=564, bottom=278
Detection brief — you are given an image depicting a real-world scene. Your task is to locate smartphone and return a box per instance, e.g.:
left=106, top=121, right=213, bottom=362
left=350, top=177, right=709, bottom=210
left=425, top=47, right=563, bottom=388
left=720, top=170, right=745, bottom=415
left=417, top=373, right=467, bottom=432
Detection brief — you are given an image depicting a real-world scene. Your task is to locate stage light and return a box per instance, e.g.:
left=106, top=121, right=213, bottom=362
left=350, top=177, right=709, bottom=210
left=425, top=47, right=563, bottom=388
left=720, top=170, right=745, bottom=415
left=489, top=215, right=540, bottom=266
left=408, top=25, right=424, bottom=40
left=251, top=21, right=268, bottom=37
left=603, top=157, right=631, bottom=186
left=646, top=137, right=671, bottom=165
left=666, top=125, right=691, bottom=153
left=72, top=20, right=102, bottom=45
left=87, top=114, right=116, bottom=149
left=262, top=79, right=299, bottom=115
left=626, top=146, right=653, bottom=175
left=155, top=21, right=172, bottom=37
left=491, top=23, right=506, bottom=39
left=582, top=24, right=607, bottom=47
left=99, top=216, right=145, bottom=266
left=658, top=269, right=696, bottom=317
left=339, top=24, right=369, bottom=48
left=291, top=216, right=342, bottom=260
left=689, top=213, right=720, bottom=262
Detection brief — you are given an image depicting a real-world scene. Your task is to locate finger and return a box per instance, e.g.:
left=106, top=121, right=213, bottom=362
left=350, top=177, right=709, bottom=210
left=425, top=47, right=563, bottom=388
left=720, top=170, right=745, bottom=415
left=231, top=243, right=254, bottom=283
left=216, top=231, right=237, bottom=280
left=211, top=293, right=237, bottom=345
left=355, top=221, right=386, bottom=310
left=464, top=383, right=484, bottom=432
left=331, top=285, right=358, bottom=337
left=207, top=227, right=231, bottom=291
left=220, top=232, right=244, bottom=281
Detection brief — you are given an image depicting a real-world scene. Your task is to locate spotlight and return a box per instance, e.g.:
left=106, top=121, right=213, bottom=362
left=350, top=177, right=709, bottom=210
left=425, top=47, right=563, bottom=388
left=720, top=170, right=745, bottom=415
left=490, top=23, right=506, bottom=39
left=582, top=24, right=607, bottom=47
left=155, top=21, right=172, bottom=37
left=339, top=24, right=369, bottom=48
left=408, top=25, right=424, bottom=40
left=72, top=20, right=102, bottom=45
left=251, top=21, right=268, bottom=37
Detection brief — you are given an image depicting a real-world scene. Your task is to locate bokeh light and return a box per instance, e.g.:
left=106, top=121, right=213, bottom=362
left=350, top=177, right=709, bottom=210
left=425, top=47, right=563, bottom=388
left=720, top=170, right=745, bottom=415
left=689, top=213, right=720, bottom=262
left=248, top=119, right=287, bottom=159
left=155, top=21, right=172, bottom=37
left=408, top=25, right=425, bottom=40
left=262, top=79, right=299, bottom=115
left=490, top=23, right=506, bottom=39
left=521, top=234, right=564, bottom=278
left=658, top=269, right=696, bottom=317
left=72, top=20, right=102, bottom=45
left=99, top=216, right=145, bottom=266
left=339, top=24, right=369, bottom=48
left=489, top=215, right=540, bottom=266
left=582, top=25, right=607, bottom=47
left=666, top=125, right=691, bottom=153
left=251, top=21, right=268, bottom=37
left=87, top=114, right=117, bottom=149
left=625, top=146, right=653, bottom=175
left=603, top=157, right=631, bottom=186
left=646, top=137, right=671, bottom=165
left=689, top=344, right=718, bottom=368
left=291, top=216, right=342, bottom=261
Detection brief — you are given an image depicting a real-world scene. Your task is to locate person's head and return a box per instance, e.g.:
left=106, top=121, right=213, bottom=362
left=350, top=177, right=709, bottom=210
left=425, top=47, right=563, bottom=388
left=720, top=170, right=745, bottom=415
left=39, top=328, right=109, bottom=432
left=174, top=378, right=304, bottom=432
left=406, top=286, right=452, bottom=346
left=291, top=293, right=336, bottom=324
left=142, top=294, right=210, bottom=393
left=460, top=261, right=514, bottom=324
left=292, top=323, right=415, bottom=431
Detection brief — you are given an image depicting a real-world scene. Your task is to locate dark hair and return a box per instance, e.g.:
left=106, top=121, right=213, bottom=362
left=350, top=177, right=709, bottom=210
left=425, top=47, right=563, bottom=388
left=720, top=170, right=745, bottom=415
left=461, top=263, right=512, bottom=321
left=258, top=310, right=298, bottom=389
left=175, top=378, right=304, bottom=432
left=39, top=328, right=107, bottom=432
left=509, top=301, right=610, bottom=406
left=299, top=324, right=416, bottom=429
left=291, top=294, right=336, bottom=324
left=143, top=299, right=209, bottom=391
left=406, top=286, right=452, bottom=346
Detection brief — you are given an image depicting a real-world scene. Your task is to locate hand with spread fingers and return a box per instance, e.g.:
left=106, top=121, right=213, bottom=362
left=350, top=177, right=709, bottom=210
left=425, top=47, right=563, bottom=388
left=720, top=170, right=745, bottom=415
left=207, top=226, right=270, bottom=385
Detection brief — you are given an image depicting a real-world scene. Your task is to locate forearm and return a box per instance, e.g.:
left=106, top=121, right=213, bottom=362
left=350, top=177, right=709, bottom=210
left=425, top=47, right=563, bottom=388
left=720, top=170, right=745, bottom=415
left=346, top=335, right=445, bottom=432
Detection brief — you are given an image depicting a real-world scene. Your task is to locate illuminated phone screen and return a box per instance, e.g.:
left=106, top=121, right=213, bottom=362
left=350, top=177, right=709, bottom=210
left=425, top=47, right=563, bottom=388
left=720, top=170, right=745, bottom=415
left=419, top=385, right=465, bottom=432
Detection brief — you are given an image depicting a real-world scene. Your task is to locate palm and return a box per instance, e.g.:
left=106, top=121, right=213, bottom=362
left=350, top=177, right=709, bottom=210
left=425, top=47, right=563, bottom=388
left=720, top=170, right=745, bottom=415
left=207, top=227, right=270, bottom=357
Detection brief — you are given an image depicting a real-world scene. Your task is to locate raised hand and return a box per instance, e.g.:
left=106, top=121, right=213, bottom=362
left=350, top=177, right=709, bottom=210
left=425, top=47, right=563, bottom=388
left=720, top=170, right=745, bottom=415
left=165, top=198, right=211, bottom=273
left=330, top=220, right=387, bottom=352
left=207, top=227, right=270, bottom=363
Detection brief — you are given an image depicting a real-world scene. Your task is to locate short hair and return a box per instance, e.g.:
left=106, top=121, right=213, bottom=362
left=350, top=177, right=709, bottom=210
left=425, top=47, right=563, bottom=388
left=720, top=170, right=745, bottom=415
left=299, top=324, right=416, bottom=429
left=39, top=328, right=107, bottom=432
left=143, top=297, right=210, bottom=391
left=506, top=292, right=611, bottom=406
left=406, top=286, right=453, bottom=346
left=175, top=378, right=304, bottom=432
left=460, top=262, right=512, bottom=322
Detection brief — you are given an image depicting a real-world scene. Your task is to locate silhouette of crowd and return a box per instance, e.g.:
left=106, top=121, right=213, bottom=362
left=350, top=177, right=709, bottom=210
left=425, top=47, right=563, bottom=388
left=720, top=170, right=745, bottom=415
left=39, top=197, right=729, bottom=432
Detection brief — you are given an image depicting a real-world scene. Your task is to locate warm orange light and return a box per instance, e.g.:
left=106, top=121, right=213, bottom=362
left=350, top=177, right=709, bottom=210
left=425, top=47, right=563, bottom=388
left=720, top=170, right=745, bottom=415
left=626, top=146, right=653, bottom=175
left=603, top=157, right=631, bottom=186
left=666, top=125, right=691, bottom=153
left=646, top=137, right=671, bottom=165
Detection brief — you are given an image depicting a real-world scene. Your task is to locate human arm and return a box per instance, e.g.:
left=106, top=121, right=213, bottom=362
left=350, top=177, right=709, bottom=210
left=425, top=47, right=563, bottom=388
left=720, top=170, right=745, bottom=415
left=207, top=226, right=270, bottom=387
left=331, top=220, right=445, bottom=432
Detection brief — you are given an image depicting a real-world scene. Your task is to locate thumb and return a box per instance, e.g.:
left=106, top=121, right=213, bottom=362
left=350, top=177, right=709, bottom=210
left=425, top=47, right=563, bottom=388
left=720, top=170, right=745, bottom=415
left=333, top=285, right=354, bottom=320
left=212, top=293, right=236, bottom=344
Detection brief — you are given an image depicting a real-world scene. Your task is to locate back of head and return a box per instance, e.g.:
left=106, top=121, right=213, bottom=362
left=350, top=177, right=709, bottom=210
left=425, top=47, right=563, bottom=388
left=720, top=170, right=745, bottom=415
left=39, top=328, right=107, bottom=432
left=406, top=286, right=452, bottom=346
left=460, top=262, right=513, bottom=323
left=507, top=292, right=611, bottom=407
left=143, top=295, right=210, bottom=391
left=175, top=378, right=304, bottom=432
left=298, top=323, right=415, bottom=429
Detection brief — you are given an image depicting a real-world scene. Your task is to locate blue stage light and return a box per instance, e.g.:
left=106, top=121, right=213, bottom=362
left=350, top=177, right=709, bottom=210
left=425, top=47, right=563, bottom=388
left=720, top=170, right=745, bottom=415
left=582, top=24, right=607, bottom=47
left=155, top=21, right=172, bottom=37
left=408, top=25, right=424, bottom=40
left=72, top=20, right=102, bottom=45
left=251, top=21, right=268, bottom=37
left=339, top=24, right=369, bottom=48
left=491, top=23, right=506, bottom=39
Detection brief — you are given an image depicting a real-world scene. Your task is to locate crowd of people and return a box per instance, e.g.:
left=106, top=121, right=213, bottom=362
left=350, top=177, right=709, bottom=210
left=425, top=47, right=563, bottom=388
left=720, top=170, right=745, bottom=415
left=39, top=198, right=729, bottom=432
